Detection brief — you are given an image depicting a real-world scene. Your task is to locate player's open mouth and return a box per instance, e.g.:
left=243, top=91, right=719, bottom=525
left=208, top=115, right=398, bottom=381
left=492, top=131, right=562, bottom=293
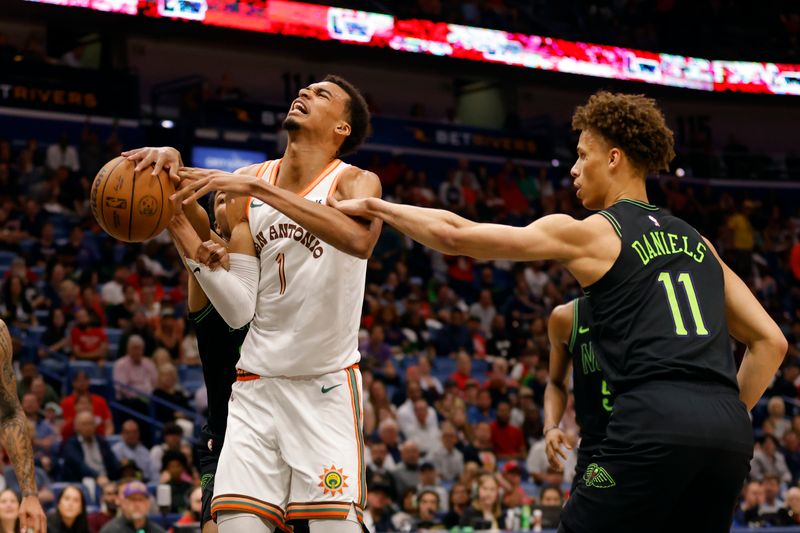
left=290, top=100, right=308, bottom=114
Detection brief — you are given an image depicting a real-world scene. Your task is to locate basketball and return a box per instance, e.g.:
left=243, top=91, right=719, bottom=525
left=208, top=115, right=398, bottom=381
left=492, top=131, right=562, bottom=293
left=90, top=156, right=175, bottom=242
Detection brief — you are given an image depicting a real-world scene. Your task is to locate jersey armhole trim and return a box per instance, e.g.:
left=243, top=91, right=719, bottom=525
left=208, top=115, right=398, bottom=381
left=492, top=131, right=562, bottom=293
left=326, top=165, right=347, bottom=203
left=189, top=303, right=214, bottom=324
left=598, top=210, right=622, bottom=238
left=568, top=299, right=579, bottom=352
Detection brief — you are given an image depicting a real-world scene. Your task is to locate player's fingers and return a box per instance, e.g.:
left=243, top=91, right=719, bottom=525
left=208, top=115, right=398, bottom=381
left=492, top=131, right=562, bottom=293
left=152, top=154, right=167, bottom=176
left=168, top=164, right=181, bottom=183
left=18, top=511, right=27, bottom=533
left=184, top=184, right=213, bottom=205
left=122, top=147, right=145, bottom=158
left=134, top=152, right=156, bottom=172
left=556, top=445, right=568, bottom=461
left=171, top=178, right=207, bottom=201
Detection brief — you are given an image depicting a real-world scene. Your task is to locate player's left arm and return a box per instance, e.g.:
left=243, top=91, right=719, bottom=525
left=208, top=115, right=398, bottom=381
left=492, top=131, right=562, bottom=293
left=543, top=303, right=574, bottom=470
left=0, top=321, right=46, bottom=533
left=176, top=166, right=383, bottom=260
left=704, top=238, right=788, bottom=410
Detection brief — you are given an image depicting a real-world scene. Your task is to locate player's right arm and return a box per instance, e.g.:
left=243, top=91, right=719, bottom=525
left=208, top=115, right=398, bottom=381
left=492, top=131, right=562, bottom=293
left=704, top=238, right=788, bottom=410
left=169, top=181, right=258, bottom=330
left=543, top=302, right=574, bottom=470
left=0, top=320, right=46, bottom=533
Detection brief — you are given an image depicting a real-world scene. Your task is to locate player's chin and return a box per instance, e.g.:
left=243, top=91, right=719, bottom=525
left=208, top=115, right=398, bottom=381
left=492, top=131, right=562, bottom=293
left=282, top=115, right=304, bottom=131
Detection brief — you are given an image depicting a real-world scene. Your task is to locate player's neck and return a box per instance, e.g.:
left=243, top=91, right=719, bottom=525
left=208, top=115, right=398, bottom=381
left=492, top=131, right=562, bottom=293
left=280, top=139, right=338, bottom=187
left=603, top=175, right=650, bottom=208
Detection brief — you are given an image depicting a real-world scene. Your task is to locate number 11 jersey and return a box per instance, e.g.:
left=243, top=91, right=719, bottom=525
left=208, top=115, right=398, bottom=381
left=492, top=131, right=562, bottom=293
left=241, top=158, right=366, bottom=377
left=584, top=198, right=738, bottom=395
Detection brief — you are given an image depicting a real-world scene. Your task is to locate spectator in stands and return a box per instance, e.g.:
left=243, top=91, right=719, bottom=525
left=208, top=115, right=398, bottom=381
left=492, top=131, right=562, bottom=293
left=397, top=381, right=433, bottom=432
left=174, top=486, right=202, bottom=527
left=151, top=363, right=190, bottom=425
left=364, top=482, right=395, bottom=533
left=501, top=461, right=532, bottom=508
left=60, top=371, right=113, bottom=438
left=540, top=485, right=563, bottom=506
left=117, top=312, right=156, bottom=359
left=101, top=266, right=128, bottom=308
left=393, top=440, right=422, bottom=497
left=40, top=308, right=70, bottom=356
left=0, top=489, right=20, bottom=533
left=432, top=308, right=472, bottom=357
left=47, top=484, right=90, bottom=533
left=70, top=308, right=108, bottom=362
left=159, top=451, right=192, bottom=514
left=17, top=362, right=59, bottom=405
left=450, top=351, right=473, bottom=391
left=46, top=134, right=80, bottom=174
left=360, top=325, right=393, bottom=365
left=87, top=482, right=118, bottom=533
left=469, top=290, right=496, bottom=336
left=368, top=380, right=395, bottom=422
left=61, top=411, right=121, bottom=484
left=734, top=480, right=764, bottom=527
left=0, top=275, right=37, bottom=328
left=154, top=310, right=182, bottom=362
left=490, top=401, right=526, bottom=461
left=100, top=480, right=165, bottom=533
left=760, top=474, right=785, bottom=521
left=468, top=389, right=495, bottom=425
left=518, top=386, right=543, bottom=445
left=113, top=334, right=157, bottom=402
left=777, top=486, right=800, bottom=526
left=766, top=396, right=791, bottom=439
left=443, top=482, right=470, bottom=529
left=460, top=474, right=505, bottom=530
left=149, top=422, right=184, bottom=483
left=366, top=440, right=397, bottom=498
left=417, top=355, right=443, bottom=400
left=417, top=462, right=447, bottom=512
left=429, top=421, right=464, bottom=482
left=21, top=392, right=59, bottom=459
left=111, top=420, right=154, bottom=483
left=402, top=399, right=441, bottom=455
left=752, top=434, right=792, bottom=484
left=785, top=429, right=800, bottom=484
left=415, top=489, right=444, bottom=529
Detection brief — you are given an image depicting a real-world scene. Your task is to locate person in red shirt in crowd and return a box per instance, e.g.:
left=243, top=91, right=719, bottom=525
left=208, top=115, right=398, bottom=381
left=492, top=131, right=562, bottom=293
left=490, top=401, right=526, bottom=461
left=79, top=285, right=106, bottom=327
left=70, top=308, right=108, bottom=362
left=60, top=371, right=113, bottom=438
left=500, top=461, right=533, bottom=508
left=173, top=486, right=202, bottom=530
left=450, top=351, right=472, bottom=391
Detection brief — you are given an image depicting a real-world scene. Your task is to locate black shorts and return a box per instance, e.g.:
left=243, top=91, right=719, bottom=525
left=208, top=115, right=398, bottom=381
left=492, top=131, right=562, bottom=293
left=198, top=426, right=223, bottom=527
left=571, top=445, right=600, bottom=495
left=560, top=382, right=753, bottom=533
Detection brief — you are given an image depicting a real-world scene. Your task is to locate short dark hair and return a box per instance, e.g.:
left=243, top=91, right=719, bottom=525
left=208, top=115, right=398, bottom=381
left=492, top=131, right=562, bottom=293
left=572, top=91, right=675, bottom=175
left=418, top=489, right=440, bottom=506
left=323, top=74, right=370, bottom=157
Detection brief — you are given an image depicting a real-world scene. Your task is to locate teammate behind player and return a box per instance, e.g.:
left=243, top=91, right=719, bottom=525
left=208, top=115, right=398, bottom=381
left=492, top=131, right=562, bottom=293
left=0, top=320, right=46, bottom=533
left=332, top=91, right=788, bottom=532
left=162, top=75, right=381, bottom=533
left=543, top=298, right=612, bottom=492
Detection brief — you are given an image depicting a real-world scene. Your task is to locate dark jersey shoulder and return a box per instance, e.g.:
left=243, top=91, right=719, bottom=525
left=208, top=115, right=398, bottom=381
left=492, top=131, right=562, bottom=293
left=188, top=303, right=248, bottom=440
left=585, top=199, right=737, bottom=393
left=567, top=297, right=612, bottom=448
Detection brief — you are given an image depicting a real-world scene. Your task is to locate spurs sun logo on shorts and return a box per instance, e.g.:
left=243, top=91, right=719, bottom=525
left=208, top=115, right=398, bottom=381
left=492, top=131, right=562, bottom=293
left=319, top=465, right=348, bottom=496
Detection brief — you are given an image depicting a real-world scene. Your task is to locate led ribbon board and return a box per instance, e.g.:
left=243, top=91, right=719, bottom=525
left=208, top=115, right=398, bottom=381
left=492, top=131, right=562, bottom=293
left=26, top=0, right=800, bottom=95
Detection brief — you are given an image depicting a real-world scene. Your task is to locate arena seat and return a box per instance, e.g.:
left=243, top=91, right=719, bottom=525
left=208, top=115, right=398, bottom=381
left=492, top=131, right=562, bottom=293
left=178, top=364, right=204, bottom=393
left=105, top=328, right=123, bottom=356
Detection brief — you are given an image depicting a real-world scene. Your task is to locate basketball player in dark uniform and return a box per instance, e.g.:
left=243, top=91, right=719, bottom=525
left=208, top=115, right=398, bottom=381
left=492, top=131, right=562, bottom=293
left=122, top=147, right=246, bottom=533
left=332, top=91, right=788, bottom=532
left=543, top=297, right=612, bottom=492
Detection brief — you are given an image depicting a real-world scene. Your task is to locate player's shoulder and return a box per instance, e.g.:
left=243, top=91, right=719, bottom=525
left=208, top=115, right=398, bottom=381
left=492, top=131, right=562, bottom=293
left=549, top=300, right=575, bottom=327
left=335, top=164, right=382, bottom=196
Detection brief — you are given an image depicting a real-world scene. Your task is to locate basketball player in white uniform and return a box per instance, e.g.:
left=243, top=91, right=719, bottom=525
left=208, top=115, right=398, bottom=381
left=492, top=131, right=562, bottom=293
left=165, top=75, right=382, bottom=533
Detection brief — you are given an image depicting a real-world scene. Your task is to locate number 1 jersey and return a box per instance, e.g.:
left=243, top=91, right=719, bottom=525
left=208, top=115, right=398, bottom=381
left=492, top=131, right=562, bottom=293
left=584, top=199, right=738, bottom=394
left=240, top=158, right=366, bottom=377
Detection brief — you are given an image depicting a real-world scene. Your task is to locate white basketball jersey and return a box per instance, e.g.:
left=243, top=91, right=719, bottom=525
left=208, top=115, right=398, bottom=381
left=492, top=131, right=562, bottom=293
left=238, top=159, right=366, bottom=377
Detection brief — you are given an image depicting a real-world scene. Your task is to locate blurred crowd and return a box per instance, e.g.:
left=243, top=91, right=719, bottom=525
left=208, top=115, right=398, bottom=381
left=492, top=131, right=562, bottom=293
left=0, top=118, right=799, bottom=533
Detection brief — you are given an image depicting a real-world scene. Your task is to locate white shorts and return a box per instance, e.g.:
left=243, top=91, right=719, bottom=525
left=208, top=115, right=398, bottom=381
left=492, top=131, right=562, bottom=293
left=211, top=365, right=366, bottom=531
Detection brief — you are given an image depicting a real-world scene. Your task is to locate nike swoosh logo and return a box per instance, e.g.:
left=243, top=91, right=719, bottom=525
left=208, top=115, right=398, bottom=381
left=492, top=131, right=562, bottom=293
left=321, top=384, right=342, bottom=394
left=250, top=199, right=264, bottom=208
left=578, top=326, right=590, bottom=334
left=193, top=267, right=200, bottom=274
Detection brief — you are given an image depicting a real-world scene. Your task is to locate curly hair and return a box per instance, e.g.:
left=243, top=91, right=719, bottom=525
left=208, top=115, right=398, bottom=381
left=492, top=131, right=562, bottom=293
left=572, top=91, right=675, bottom=174
left=323, top=74, right=371, bottom=157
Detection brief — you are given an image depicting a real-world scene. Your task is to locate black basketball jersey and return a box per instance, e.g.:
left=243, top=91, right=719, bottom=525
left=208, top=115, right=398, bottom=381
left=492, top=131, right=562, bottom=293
left=568, top=297, right=612, bottom=449
left=188, top=303, right=249, bottom=441
left=584, top=199, right=738, bottom=394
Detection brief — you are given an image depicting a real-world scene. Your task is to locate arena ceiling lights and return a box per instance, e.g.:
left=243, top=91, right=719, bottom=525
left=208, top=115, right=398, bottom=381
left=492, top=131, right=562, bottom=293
left=28, top=0, right=800, bottom=96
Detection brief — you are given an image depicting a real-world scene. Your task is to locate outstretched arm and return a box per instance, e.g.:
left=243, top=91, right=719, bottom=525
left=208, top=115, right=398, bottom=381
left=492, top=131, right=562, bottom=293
left=335, top=197, right=588, bottom=262
left=0, top=321, right=46, bottom=533
left=704, top=239, right=787, bottom=410
left=543, top=302, right=574, bottom=470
